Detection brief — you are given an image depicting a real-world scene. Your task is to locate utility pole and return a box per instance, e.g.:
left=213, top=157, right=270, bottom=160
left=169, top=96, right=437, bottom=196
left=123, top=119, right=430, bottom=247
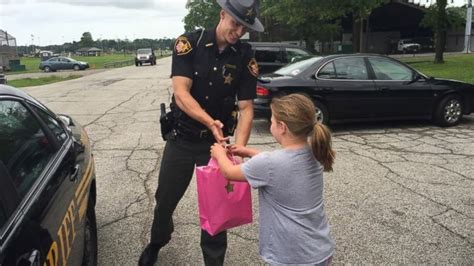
left=464, top=0, right=472, bottom=53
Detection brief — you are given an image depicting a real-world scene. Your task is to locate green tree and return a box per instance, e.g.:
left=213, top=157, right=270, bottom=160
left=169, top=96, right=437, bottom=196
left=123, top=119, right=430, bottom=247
left=183, top=0, right=221, bottom=32
left=421, top=1, right=465, bottom=63
left=80, top=32, right=94, bottom=48
left=261, top=0, right=387, bottom=52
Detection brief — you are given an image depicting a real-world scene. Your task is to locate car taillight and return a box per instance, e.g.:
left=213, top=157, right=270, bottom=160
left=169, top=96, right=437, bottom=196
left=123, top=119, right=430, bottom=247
left=256, top=85, right=269, bottom=96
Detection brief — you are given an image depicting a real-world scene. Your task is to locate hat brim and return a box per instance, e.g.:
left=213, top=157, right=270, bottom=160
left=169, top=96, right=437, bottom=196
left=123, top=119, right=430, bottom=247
left=217, top=0, right=265, bottom=32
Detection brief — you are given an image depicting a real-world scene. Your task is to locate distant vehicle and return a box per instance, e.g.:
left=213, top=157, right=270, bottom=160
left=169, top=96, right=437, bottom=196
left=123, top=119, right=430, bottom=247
left=397, top=39, right=421, bottom=53
left=248, top=42, right=311, bottom=75
left=39, top=56, right=89, bottom=72
left=254, top=54, right=474, bottom=127
left=0, top=84, right=97, bottom=265
left=135, top=48, right=156, bottom=66
left=0, top=68, right=6, bottom=84
left=39, top=50, right=56, bottom=61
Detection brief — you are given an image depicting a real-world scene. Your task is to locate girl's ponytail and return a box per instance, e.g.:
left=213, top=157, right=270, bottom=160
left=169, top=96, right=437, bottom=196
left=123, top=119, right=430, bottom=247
left=310, top=122, right=335, bottom=172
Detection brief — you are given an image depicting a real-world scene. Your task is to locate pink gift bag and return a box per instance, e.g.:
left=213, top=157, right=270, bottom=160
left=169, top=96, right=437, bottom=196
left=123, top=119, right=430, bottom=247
left=195, top=158, right=252, bottom=236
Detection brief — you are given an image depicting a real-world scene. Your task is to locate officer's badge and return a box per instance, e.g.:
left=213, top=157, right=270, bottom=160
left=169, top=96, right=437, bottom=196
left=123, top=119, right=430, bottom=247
left=247, top=58, right=259, bottom=77
left=174, top=36, right=192, bottom=55
left=223, top=73, right=233, bottom=85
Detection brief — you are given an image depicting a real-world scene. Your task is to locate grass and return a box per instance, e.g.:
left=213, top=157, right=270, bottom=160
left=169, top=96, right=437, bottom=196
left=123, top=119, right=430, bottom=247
left=9, top=53, right=136, bottom=74
left=399, top=54, right=474, bottom=84
left=8, top=75, right=82, bottom=88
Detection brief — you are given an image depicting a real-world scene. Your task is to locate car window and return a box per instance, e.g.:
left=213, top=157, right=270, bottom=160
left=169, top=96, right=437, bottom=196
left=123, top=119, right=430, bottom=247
left=368, top=57, right=413, bottom=80
left=274, top=56, right=323, bottom=76
left=254, top=47, right=281, bottom=63
left=284, top=47, right=310, bottom=62
left=60, top=58, right=70, bottom=62
left=0, top=100, right=56, bottom=197
left=137, top=49, right=152, bottom=54
left=317, top=62, right=337, bottom=79
left=48, top=58, right=59, bottom=62
left=320, top=57, right=369, bottom=80
left=30, top=105, right=68, bottom=144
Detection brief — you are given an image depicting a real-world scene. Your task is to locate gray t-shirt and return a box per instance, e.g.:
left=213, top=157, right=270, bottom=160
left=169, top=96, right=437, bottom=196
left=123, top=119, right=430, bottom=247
left=241, top=146, right=334, bottom=265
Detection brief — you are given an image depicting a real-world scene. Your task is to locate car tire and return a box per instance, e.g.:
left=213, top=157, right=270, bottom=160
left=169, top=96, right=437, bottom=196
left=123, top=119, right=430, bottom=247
left=433, top=94, right=464, bottom=127
left=44, top=66, right=51, bottom=72
left=82, top=196, right=98, bottom=266
left=313, top=99, right=329, bottom=125
left=73, top=65, right=80, bottom=71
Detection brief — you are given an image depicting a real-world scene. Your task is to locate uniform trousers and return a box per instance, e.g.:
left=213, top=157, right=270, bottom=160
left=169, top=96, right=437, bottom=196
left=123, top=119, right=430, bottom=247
left=149, top=136, right=227, bottom=265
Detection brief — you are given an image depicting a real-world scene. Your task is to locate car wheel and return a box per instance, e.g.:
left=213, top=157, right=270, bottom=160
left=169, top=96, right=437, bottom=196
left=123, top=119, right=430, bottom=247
left=433, top=94, right=463, bottom=127
left=135, top=62, right=139, bottom=66
left=73, top=64, right=80, bottom=71
left=44, top=66, right=51, bottom=72
left=313, top=100, right=329, bottom=125
left=82, top=197, right=98, bottom=266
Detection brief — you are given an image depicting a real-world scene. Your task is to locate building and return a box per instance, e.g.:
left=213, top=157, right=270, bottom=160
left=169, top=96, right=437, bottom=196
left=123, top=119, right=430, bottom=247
left=75, top=47, right=102, bottom=56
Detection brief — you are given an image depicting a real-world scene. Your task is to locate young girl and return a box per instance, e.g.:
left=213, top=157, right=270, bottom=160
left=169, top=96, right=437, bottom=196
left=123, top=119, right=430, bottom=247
left=210, top=94, right=335, bottom=265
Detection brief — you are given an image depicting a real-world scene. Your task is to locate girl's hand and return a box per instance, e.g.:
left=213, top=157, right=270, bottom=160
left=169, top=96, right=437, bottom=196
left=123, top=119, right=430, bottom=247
left=210, top=143, right=227, bottom=159
left=229, top=144, right=250, bottom=158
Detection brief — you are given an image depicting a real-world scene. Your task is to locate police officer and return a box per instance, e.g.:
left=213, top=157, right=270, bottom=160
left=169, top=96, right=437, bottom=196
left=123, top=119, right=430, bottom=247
left=139, top=0, right=264, bottom=265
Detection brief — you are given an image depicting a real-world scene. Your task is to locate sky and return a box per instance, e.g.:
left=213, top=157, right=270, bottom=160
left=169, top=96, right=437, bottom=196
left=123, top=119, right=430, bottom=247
left=0, top=0, right=189, bottom=46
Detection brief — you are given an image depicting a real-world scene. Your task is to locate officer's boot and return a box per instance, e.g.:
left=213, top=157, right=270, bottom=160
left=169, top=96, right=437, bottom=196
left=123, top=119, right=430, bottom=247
left=138, top=244, right=160, bottom=266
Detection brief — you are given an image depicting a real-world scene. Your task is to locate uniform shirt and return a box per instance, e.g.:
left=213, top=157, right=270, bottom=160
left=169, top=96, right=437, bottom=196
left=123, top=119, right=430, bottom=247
left=241, top=146, right=335, bottom=265
left=171, top=27, right=258, bottom=130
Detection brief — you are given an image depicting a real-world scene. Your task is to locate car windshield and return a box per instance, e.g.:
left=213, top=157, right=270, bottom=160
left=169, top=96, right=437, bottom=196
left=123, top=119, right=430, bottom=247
left=274, top=56, right=323, bottom=76
left=137, top=49, right=152, bottom=54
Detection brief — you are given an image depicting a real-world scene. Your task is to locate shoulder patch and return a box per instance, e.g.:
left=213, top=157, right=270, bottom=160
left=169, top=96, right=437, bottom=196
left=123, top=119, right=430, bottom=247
left=247, top=58, right=259, bottom=77
left=174, top=36, right=192, bottom=55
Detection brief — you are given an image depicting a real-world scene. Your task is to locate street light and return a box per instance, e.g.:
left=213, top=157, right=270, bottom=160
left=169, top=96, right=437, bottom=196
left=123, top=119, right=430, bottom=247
left=464, top=0, right=472, bottom=53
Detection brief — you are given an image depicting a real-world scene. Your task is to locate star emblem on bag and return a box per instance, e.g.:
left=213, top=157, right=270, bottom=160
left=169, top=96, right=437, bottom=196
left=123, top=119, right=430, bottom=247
left=225, top=181, right=234, bottom=193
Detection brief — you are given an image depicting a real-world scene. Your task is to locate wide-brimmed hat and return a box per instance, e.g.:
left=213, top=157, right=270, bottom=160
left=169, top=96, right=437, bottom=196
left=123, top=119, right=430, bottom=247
left=217, top=0, right=264, bottom=32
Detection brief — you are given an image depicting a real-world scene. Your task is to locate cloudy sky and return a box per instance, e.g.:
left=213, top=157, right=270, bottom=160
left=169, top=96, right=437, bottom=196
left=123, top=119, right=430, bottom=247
left=0, top=0, right=189, bottom=46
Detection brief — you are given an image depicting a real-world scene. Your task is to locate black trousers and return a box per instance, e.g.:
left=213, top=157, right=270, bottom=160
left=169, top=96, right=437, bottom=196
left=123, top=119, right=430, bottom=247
left=149, top=136, right=227, bottom=265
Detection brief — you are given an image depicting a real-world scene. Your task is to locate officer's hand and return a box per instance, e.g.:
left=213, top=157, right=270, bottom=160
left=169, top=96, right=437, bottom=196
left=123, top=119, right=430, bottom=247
left=209, top=120, right=230, bottom=144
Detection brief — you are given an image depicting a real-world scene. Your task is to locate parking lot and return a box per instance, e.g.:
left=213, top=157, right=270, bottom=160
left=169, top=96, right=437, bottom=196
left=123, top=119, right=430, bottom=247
left=22, top=56, right=473, bottom=264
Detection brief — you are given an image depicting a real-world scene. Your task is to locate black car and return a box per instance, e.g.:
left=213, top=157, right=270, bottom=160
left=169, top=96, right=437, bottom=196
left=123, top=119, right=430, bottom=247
left=249, top=42, right=311, bottom=75
left=39, top=56, right=90, bottom=72
left=254, top=54, right=474, bottom=126
left=0, top=85, right=97, bottom=265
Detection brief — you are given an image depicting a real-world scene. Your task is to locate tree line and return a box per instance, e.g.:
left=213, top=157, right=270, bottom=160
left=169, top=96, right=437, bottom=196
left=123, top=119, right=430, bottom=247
left=17, top=32, right=175, bottom=56
left=183, top=0, right=468, bottom=63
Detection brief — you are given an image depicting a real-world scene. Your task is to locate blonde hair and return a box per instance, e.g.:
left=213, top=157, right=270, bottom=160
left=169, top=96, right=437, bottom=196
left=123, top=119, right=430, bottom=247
left=270, top=94, right=335, bottom=172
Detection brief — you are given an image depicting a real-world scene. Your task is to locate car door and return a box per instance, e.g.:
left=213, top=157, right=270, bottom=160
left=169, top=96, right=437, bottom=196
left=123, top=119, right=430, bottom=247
left=59, top=58, right=72, bottom=70
left=315, top=56, right=378, bottom=120
left=367, top=56, right=435, bottom=118
left=47, top=58, right=60, bottom=71
left=0, top=98, right=85, bottom=266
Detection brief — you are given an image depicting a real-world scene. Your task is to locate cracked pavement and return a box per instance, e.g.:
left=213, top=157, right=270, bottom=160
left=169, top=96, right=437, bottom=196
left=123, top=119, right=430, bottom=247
left=23, top=57, right=473, bottom=264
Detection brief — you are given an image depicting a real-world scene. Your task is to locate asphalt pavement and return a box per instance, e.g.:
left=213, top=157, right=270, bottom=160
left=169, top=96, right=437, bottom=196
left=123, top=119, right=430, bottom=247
left=21, top=57, right=473, bottom=265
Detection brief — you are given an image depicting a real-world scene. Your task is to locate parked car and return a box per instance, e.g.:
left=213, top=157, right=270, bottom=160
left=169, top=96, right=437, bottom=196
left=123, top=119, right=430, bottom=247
left=0, top=84, right=97, bottom=265
left=254, top=54, right=474, bottom=127
left=248, top=42, right=311, bottom=75
left=397, top=39, right=421, bottom=53
left=135, top=48, right=156, bottom=66
left=39, top=56, right=89, bottom=72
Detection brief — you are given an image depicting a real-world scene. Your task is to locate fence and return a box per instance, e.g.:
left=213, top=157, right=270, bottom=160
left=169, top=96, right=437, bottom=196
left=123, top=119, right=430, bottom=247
left=103, top=59, right=135, bottom=68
